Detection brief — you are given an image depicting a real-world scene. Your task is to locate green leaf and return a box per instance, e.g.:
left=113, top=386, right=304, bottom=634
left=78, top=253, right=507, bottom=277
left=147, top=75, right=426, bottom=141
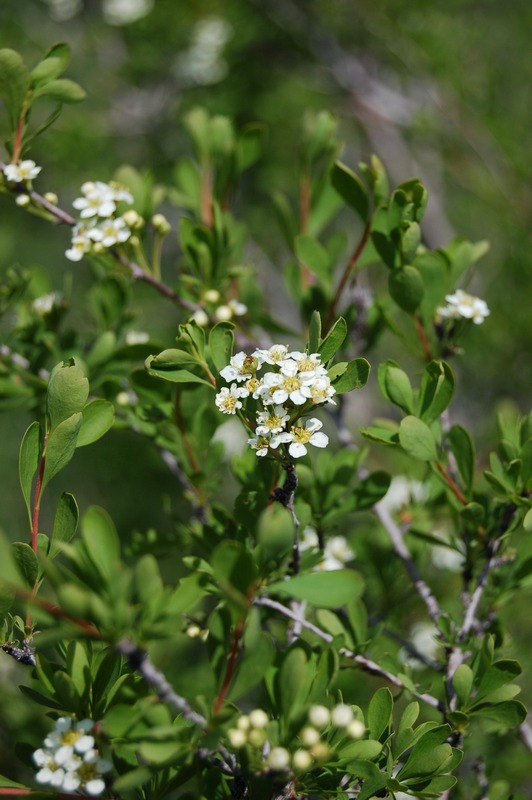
left=340, top=739, right=382, bottom=761
left=398, top=702, right=420, bottom=733
left=418, top=361, right=455, bottom=424
left=145, top=356, right=213, bottom=388
left=330, top=358, right=371, bottom=394
left=360, top=424, right=400, bottom=446
left=267, top=569, right=364, bottom=608
left=367, top=687, right=393, bottom=740
left=50, top=492, right=79, bottom=559
left=81, top=506, right=120, bottom=579
left=318, top=317, right=347, bottom=362
left=46, top=361, right=89, bottom=432
left=30, top=43, right=71, bottom=86
left=399, top=416, right=438, bottom=462
left=0, top=775, right=29, bottom=790
left=228, top=632, right=275, bottom=701
left=331, top=161, right=369, bottom=221
left=378, top=361, right=413, bottom=413
left=308, top=311, right=322, bottom=353
left=76, top=399, right=115, bottom=447
left=34, top=78, right=86, bottom=103
left=472, top=660, right=522, bottom=705
left=42, top=412, right=83, bottom=489
left=397, top=725, right=453, bottom=780
left=295, top=234, right=331, bottom=282
left=402, top=221, right=421, bottom=262
left=112, top=768, right=153, bottom=793
left=236, top=123, right=265, bottom=171
left=209, top=321, right=234, bottom=373
left=388, top=265, right=424, bottom=313
left=452, top=664, right=474, bottom=708
left=19, top=421, right=41, bottom=525
left=448, top=425, right=475, bottom=492
left=11, top=542, right=38, bottom=587
left=0, top=49, right=30, bottom=130
left=255, top=504, right=294, bottom=570
left=277, top=645, right=311, bottom=718
left=211, top=540, right=258, bottom=610
left=471, top=700, right=527, bottom=727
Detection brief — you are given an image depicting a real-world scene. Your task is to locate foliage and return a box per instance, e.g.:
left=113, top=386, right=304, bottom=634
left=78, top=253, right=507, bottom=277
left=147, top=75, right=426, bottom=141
left=0, top=34, right=531, bottom=800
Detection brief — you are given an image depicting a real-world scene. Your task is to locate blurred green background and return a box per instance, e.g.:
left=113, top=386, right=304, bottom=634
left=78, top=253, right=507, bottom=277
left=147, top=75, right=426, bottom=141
left=1, top=0, right=531, bottom=792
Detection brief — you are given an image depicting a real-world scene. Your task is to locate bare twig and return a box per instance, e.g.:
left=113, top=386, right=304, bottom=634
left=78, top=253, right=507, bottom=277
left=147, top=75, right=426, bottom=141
left=117, top=638, right=207, bottom=727
left=374, top=501, right=444, bottom=626
left=255, top=596, right=443, bottom=710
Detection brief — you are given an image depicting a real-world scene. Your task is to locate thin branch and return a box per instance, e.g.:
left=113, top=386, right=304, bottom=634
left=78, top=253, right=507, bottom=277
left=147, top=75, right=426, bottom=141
left=374, top=501, right=444, bottom=626
left=117, top=638, right=207, bottom=727
left=255, top=596, right=443, bottom=710
left=323, top=222, right=371, bottom=335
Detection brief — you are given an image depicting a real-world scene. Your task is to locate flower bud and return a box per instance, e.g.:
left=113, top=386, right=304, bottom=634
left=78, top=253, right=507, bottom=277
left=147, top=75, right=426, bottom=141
left=122, top=209, right=144, bottom=230
left=331, top=703, right=354, bottom=727
left=267, top=747, right=290, bottom=771
left=44, top=192, right=59, bottom=204
left=152, top=213, right=171, bottom=234
left=236, top=715, right=250, bottom=732
left=227, top=728, right=247, bottom=748
left=300, top=726, right=320, bottom=747
left=191, top=309, right=209, bottom=327
left=347, top=719, right=365, bottom=739
left=249, top=709, right=269, bottom=729
left=203, top=289, right=221, bottom=303
left=292, top=748, right=313, bottom=772
left=214, top=304, right=233, bottom=321
left=308, top=704, right=330, bottom=728
left=16, top=193, right=30, bottom=207
left=247, top=728, right=267, bottom=748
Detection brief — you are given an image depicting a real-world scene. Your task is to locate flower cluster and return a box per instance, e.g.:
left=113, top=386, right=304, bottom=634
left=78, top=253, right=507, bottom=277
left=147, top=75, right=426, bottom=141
left=33, top=716, right=112, bottom=796
left=227, top=704, right=365, bottom=776
left=66, top=180, right=134, bottom=261
left=215, top=344, right=335, bottom=459
left=436, top=289, right=490, bottom=325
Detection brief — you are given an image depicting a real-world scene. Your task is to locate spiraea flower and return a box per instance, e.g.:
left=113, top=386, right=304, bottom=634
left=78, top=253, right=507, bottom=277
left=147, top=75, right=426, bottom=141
left=3, top=160, right=42, bottom=183
left=66, top=179, right=134, bottom=261
left=216, top=343, right=336, bottom=460
left=33, top=716, right=111, bottom=796
left=284, top=418, right=329, bottom=458
left=215, top=383, right=247, bottom=414
left=437, top=289, right=490, bottom=325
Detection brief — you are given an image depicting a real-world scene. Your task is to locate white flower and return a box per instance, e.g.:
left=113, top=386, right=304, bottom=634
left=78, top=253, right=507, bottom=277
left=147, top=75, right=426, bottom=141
left=220, top=351, right=261, bottom=383
left=399, top=622, right=441, bottom=670
left=215, top=384, right=247, bottom=414
left=33, top=292, right=60, bottom=315
left=3, top=160, right=42, bottom=182
left=285, top=418, right=329, bottom=458
left=255, top=407, right=290, bottom=436
left=253, top=344, right=289, bottom=365
left=379, top=476, right=428, bottom=514
left=65, top=223, right=93, bottom=262
left=248, top=430, right=290, bottom=457
left=264, top=369, right=314, bottom=406
left=88, top=217, right=131, bottom=247
left=437, top=289, right=490, bottom=325
left=73, top=180, right=133, bottom=219
left=308, top=376, right=336, bottom=405
left=322, top=536, right=354, bottom=570
left=281, top=351, right=327, bottom=380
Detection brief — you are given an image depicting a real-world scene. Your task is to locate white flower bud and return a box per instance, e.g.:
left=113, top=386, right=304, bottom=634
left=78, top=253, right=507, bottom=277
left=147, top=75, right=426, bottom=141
left=300, top=726, right=320, bottom=746
left=292, top=748, right=313, bottom=772
left=191, top=308, right=209, bottom=327
left=122, top=209, right=144, bottom=229
left=16, top=193, right=30, bottom=207
left=215, top=304, right=233, bottom=321
left=185, top=624, right=202, bottom=638
left=309, top=742, right=329, bottom=762
left=347, top=719, right=366, bottom=739
left=227, top=728, right=247, bottom=748
left=308, top=704, right=330, bottom=728
left=267, top=747, right=290, bottom=770
left=247, top=728, right=267, bottom=748
left=331, top=703, right=354, bottom=727
left=236, top=715, right=251, bottom=732
left=203, top=289, right=221, bottom=303
left=249, top=709, right=269, bottom=729
left=44, top=192, right=59, bottom=204
left=152, top=213, right=171, bottom=234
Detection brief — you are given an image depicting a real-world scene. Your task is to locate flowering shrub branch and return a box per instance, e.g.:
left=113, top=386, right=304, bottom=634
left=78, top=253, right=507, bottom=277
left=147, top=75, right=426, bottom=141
left=0, top=40, right=530, bottom=800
